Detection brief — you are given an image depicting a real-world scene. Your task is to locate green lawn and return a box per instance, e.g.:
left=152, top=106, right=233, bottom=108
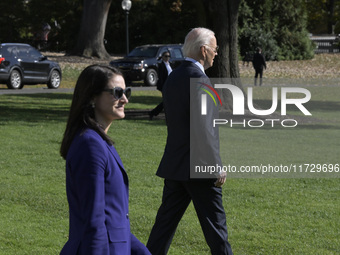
left=0, top=88, right=339, bottom=254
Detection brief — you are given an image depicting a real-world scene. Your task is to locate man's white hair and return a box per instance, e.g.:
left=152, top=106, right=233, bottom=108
left=182, top=27, right=215, bottom=58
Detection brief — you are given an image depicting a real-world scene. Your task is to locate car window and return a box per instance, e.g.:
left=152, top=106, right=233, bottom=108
left=158, top=48, right=174, bottom=60
left=27, top=47, right=42, bottom=59
left=170, top=48, right=183, bottom=59
left=128, top=46, right=159, bottom=58
left=1, top=46, right=12, bottom=57
left=17, top=47, right=29, bottom=58
left=159, top=48, right=168, bottom=57
left=17, top=46, right=41, bottom=59
left=4, top=46, right=19, bottom=58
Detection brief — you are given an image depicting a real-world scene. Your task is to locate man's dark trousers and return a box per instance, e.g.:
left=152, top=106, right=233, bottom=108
left=147, top=179, right=233, bottom=255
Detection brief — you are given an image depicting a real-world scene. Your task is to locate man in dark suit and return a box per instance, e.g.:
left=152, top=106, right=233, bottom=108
left=252, top=47, right=267, bottom=86
left=149, top=51, right=172, bottom=120
left=147, top=28, right=233, bottom=255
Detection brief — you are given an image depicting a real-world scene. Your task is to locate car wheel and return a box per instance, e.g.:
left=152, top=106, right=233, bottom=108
left=47, top=70, right=61, bottom=89
left=7, top=70, right=23, bottom=89
left=144, top=69, right=158, bottom=86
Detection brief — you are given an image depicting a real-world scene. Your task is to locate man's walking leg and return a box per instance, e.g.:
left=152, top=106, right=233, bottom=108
left=147, top=180, right=191, bottom=255
left=188, top=181, right=233, bottom=255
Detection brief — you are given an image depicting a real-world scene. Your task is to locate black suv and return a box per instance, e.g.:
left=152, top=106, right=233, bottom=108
left=0, top=43, right=62, bottom=89
left=110, top=44, right=184, bottom=86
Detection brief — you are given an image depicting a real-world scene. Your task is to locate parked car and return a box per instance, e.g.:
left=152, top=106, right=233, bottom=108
left=0, top=43, right=62, bottom=89
left=110, top=44, right=184, bottom=86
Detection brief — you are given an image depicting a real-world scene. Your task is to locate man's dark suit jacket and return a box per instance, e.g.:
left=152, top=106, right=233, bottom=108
left=252, top=52, right=266, bottom=70
left=156, top=61, right=169, bottom=92
left=157, top=61, right=221, bottom=181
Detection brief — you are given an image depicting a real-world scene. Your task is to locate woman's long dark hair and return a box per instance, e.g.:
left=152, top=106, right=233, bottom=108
left=60, top=65, right=123, bottom=160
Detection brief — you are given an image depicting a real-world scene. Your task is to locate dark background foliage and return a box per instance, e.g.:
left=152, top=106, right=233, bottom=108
left=0, top=0, right=339, bottom=60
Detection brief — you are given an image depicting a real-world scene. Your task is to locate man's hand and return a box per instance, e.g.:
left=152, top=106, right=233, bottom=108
left=214, top=172, right=226, bottom=187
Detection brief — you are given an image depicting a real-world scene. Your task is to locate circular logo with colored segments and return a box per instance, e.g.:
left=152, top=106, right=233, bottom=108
left=198, top=82, right=222, bottom=106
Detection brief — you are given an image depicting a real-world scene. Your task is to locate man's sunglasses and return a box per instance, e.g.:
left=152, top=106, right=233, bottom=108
left=103, top=87, right=131, bottom=100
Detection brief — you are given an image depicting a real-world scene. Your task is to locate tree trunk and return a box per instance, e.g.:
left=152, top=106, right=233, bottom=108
left=326, top=0, right=335, bottom=34
left=71, top=0, right=112, bottom=59
left=204, top=0, right=242, bottom=111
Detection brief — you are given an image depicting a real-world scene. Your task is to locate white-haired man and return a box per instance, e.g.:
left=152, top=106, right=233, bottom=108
left=147, top=27, right=233, bottom=255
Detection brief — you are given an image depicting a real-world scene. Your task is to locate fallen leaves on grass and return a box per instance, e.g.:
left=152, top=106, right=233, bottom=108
left=239, top=54, right=340, bottom=78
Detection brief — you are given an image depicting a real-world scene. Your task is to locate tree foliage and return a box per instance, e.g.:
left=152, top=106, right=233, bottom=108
left=0, top=0, right=81, bottom=51
left=0, top=0, right=28, bottom=42
left=239, top=0, right=315, bottom=61
left=306, top=0, right=340, bottom=34
left=0, top=0, right=329, bottom=61
left=105, top=0, right=202, bottom=54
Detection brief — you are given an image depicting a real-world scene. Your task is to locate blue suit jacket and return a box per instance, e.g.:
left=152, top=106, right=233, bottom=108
left=60, top=129, right=150, bottom=255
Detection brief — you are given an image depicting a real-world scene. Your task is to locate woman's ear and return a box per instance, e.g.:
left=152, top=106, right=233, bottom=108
left=90, top=96, right=97, bottom=108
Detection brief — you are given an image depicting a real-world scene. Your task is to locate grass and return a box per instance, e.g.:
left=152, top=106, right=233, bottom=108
left=240, top=53, right=340, bottom=79
left=0, top=60, right=340, bottom=254
left=218, top=85, right=340, bottom=171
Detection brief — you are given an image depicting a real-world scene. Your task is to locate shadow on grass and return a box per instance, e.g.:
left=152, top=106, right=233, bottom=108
left=2, top=94, right=337, bottom=130
left=128, top=95, right=163, bottom=107
left=0, top=93, right=166, bottom=126
left=0, top=93, right=72, bottom=124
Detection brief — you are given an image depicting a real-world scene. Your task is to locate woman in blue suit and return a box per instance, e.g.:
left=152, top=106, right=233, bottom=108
left=60, top=65, right=151, bottom=255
